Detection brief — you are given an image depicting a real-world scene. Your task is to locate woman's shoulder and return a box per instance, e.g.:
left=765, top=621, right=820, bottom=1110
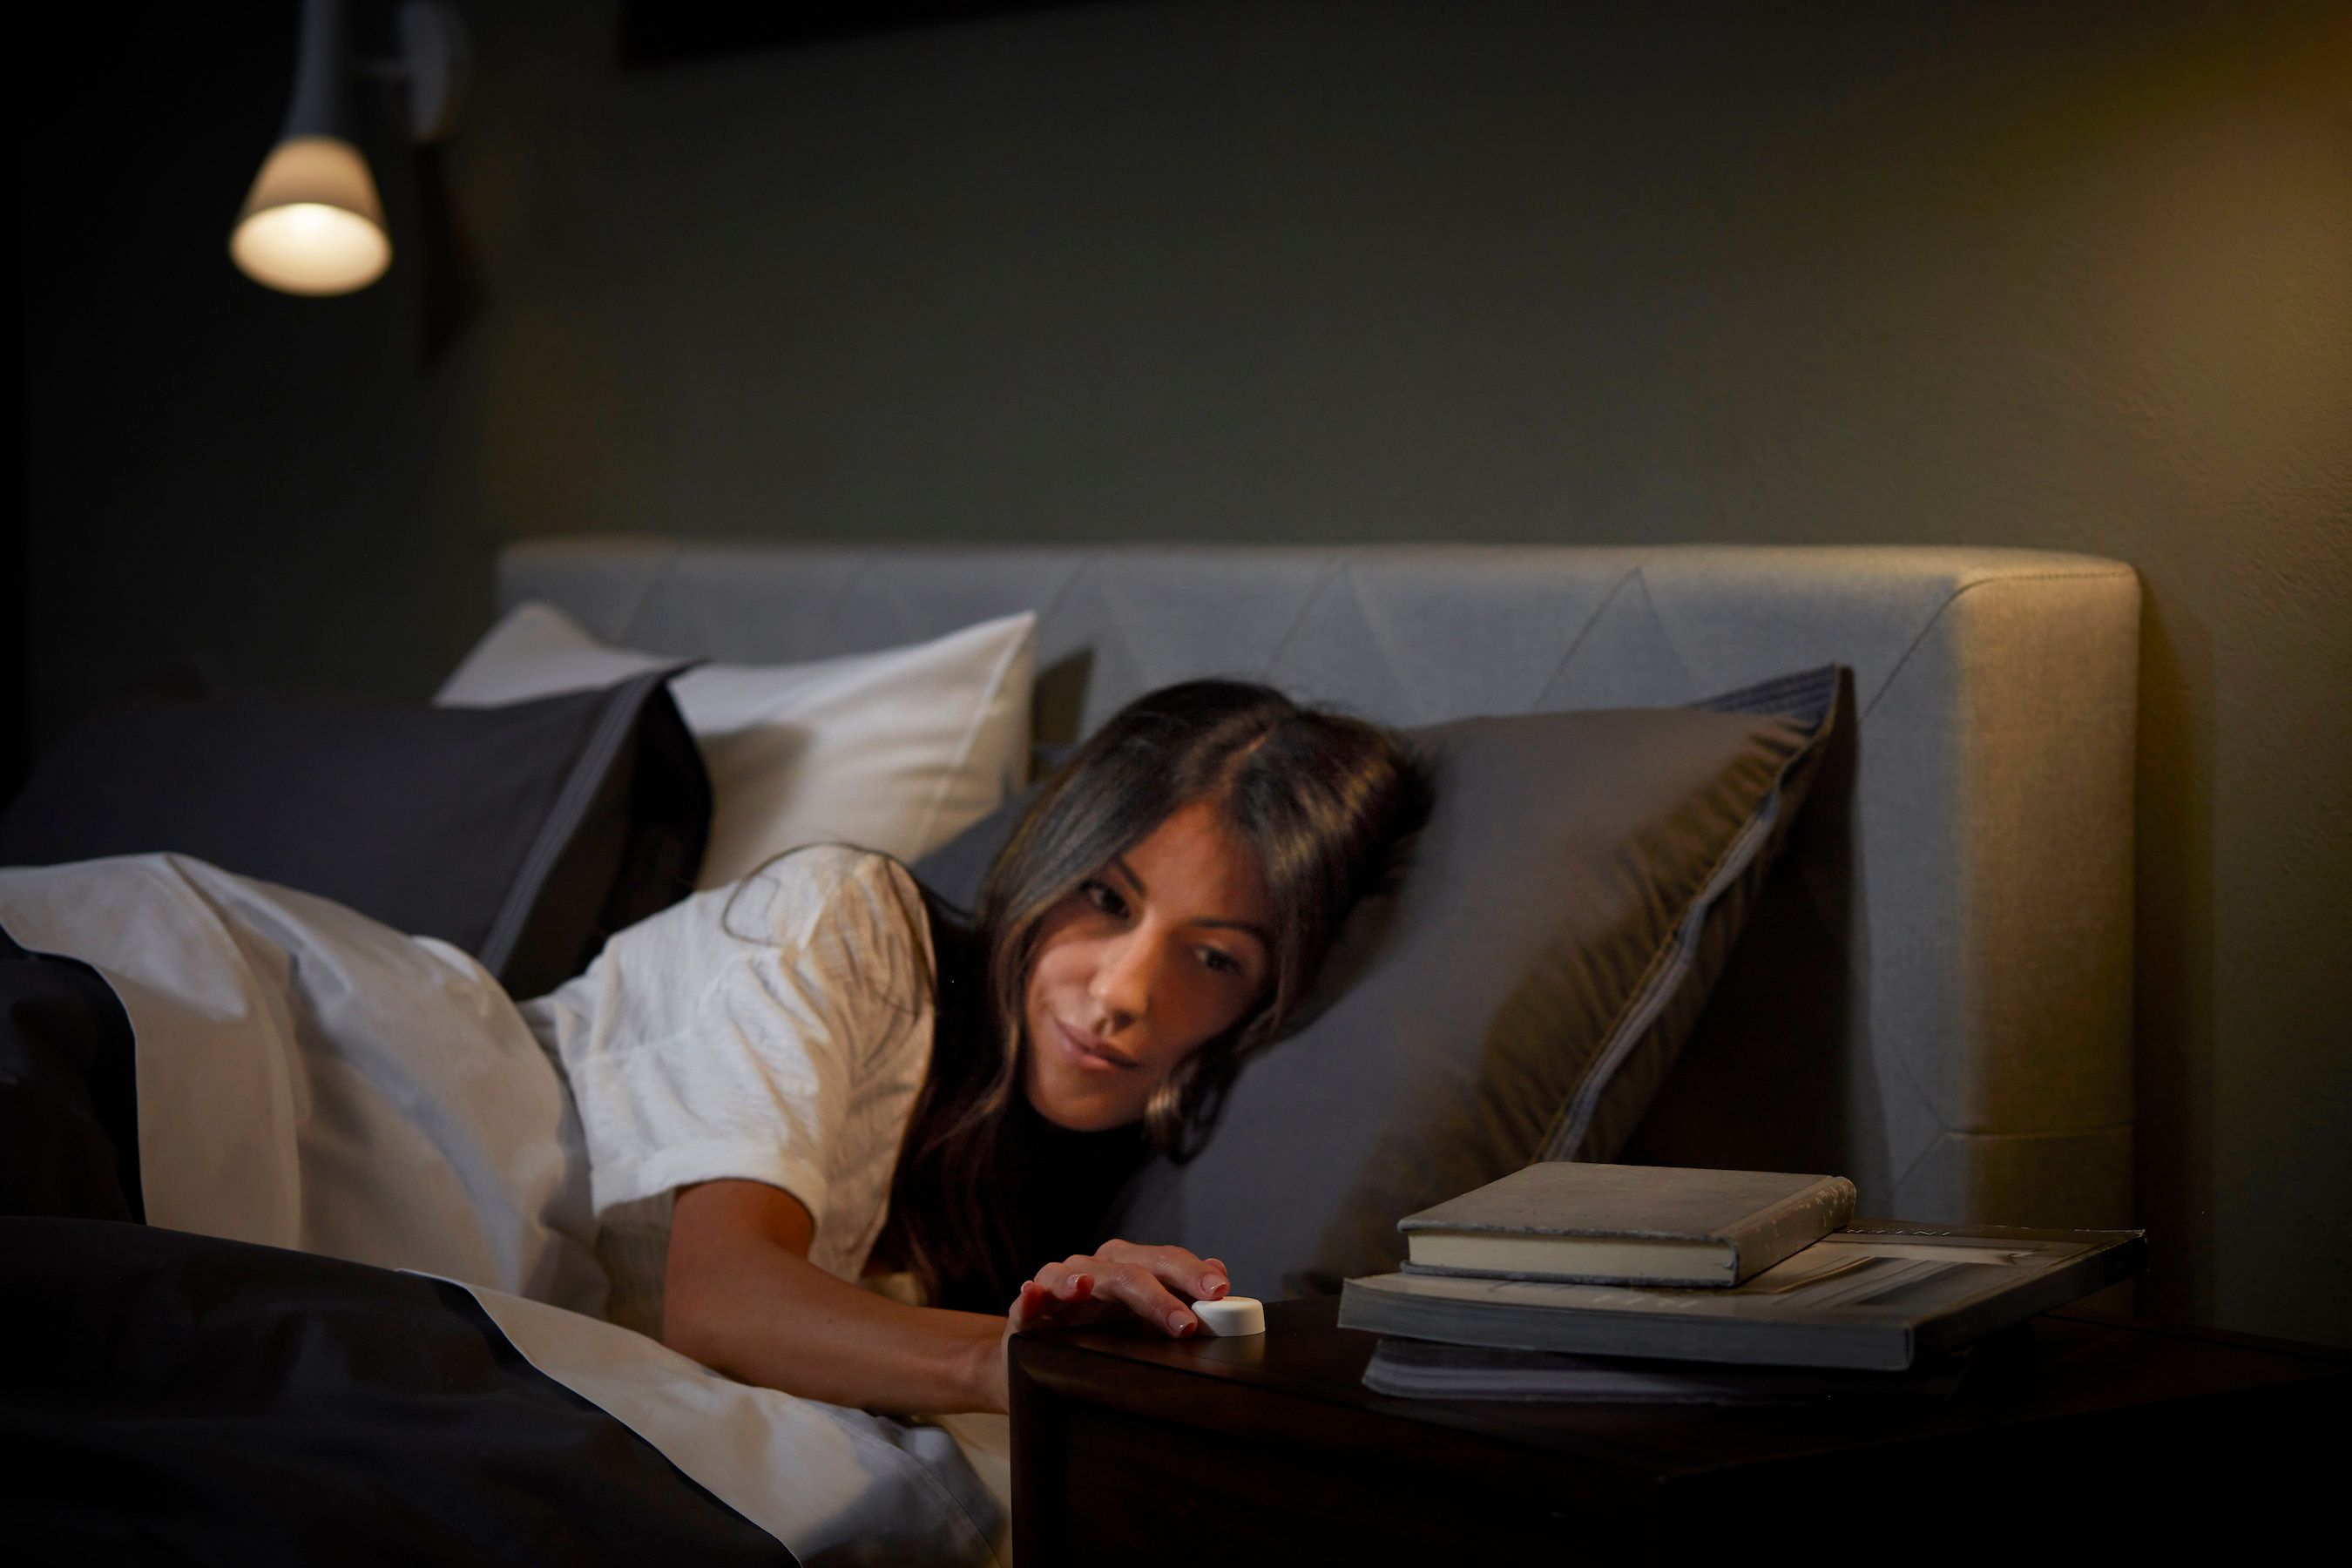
left=586, top=845, right=932, bottom=997
left=731, top=842, right=923, bottom=913
left=726, top=844, right=932, bottom=961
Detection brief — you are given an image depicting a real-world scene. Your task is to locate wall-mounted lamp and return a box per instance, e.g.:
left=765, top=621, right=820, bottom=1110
left=232, top=0, right=468, bottom=296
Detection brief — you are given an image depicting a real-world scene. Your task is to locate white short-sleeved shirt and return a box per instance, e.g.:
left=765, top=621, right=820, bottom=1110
left=519, top=845, right=935, bottom=1338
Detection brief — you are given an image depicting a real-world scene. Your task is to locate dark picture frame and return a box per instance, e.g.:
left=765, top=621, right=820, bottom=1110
left=618, top=2, right=1115, bottom=67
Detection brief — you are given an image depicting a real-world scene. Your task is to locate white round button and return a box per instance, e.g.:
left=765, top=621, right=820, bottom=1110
left=1191, top=1294, right=1266, bottom=1335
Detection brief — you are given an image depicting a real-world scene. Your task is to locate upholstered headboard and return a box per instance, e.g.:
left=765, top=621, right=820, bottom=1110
left=500, top=539, right=2139, bottom=1229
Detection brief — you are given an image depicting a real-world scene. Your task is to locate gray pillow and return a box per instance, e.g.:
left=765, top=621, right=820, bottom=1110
left=0, top=667, right=711, bottom=1002
left=914, top=666, right=1842, bottom=1297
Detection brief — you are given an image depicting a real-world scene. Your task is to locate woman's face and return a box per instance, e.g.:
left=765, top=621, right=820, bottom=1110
left=1022, top=798, right=1274, bottom=1131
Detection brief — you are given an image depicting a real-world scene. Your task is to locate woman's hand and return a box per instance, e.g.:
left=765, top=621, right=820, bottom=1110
left=982, top=1240, right=1232, bottom=1409
left=1012, top=1240, right=1232, bottom=1336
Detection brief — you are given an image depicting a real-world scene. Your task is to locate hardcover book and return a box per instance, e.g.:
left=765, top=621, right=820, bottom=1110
left=1360, top=1336, right=1972, bottom=1404
left=1342, top=1220, right=2147, bottom=1371
left=1397, top=1162, right=1857, bottom=1288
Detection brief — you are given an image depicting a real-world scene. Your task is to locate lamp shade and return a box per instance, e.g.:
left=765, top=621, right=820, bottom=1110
left=230, top=135, right=390, bottom=295
left=232, top=0, right=394, bottom=297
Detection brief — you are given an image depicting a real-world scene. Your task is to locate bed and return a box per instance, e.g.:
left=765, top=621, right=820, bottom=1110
left=0, top=539, right=2139, bottom=1563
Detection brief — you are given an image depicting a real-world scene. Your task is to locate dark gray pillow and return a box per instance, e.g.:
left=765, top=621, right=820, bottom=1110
left=913, top=666, right=1842, bottom=1297
left=0, top=668, right=711, bottom=1002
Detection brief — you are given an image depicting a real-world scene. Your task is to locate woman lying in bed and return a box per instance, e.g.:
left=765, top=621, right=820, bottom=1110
left=531, top=678, right=1423, bottom=1414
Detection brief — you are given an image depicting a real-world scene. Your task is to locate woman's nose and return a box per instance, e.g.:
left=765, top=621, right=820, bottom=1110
left=1089, top=930, right=1156, bottom=1026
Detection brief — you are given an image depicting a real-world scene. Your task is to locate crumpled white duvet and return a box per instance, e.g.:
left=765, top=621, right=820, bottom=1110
left=0, top=853, right=1004, bottom=1567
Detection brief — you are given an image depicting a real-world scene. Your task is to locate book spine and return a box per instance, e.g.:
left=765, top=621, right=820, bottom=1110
left=1400, top=1259, right=1741, bottom=1289
left=1725, top=1177, right=1857, bottom=1283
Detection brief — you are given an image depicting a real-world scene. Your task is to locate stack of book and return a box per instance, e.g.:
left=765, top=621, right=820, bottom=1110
left=1337, top=1163, right=2145, bottom=1404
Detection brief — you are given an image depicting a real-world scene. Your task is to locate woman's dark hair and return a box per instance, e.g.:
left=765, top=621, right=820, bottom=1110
left=876, top=679, right=1426, bottom=1310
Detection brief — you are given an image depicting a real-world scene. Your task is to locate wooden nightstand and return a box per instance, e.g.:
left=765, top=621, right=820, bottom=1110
left=1009, top=1298, right=2347, bottom=1564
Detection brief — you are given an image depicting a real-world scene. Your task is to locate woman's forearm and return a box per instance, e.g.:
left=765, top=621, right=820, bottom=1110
left=672, top=1237, right=1007, bottom=1413
left=665, top=1179, right=1009, bottom=1414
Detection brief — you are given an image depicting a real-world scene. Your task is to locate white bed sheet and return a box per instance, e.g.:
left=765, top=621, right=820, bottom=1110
left=0, top=854, right=1006, bottom=1567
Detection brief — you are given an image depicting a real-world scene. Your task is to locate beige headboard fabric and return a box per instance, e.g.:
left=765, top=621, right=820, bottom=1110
left=500, top=539, right=2139, bottom=1228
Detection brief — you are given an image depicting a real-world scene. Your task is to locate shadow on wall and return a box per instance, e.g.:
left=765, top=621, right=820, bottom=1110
left=2133, top=591, right=2216, bottom=1326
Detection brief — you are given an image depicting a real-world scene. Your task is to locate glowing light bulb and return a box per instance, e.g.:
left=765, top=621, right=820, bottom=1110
left=230, top=135, right=391, bottom=296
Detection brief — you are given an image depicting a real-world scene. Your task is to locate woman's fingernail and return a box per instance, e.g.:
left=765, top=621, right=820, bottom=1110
left=1200, top=1275, right=1225, bottom=1296
left=1169, top=1311, right=1193, bottom=1334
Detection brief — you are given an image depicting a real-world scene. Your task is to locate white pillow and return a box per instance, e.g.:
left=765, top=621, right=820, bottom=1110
left=437, top=601, right=1036, bottom=889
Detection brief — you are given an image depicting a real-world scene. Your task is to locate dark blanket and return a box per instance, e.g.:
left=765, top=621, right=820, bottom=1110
left=0, top=932, right=794, bottom=1566
left=0, top=926, right=142, bottom=1223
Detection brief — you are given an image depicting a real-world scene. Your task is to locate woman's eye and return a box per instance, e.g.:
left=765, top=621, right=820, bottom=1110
left=1082, top=879, right=1128, bottom=917
left=1198, top=947, right=1242, bottom=977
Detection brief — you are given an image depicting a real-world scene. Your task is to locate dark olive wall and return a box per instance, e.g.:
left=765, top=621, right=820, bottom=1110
left=17, top=1, right=2352, bottom=1345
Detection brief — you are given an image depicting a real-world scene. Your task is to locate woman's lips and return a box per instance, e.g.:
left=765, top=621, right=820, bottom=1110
left=1055, top=1017, right=1139, bottom=1072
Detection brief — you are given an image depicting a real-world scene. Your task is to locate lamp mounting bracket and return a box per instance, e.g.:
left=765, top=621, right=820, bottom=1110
left=357, top=2, right=468, bottom=145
